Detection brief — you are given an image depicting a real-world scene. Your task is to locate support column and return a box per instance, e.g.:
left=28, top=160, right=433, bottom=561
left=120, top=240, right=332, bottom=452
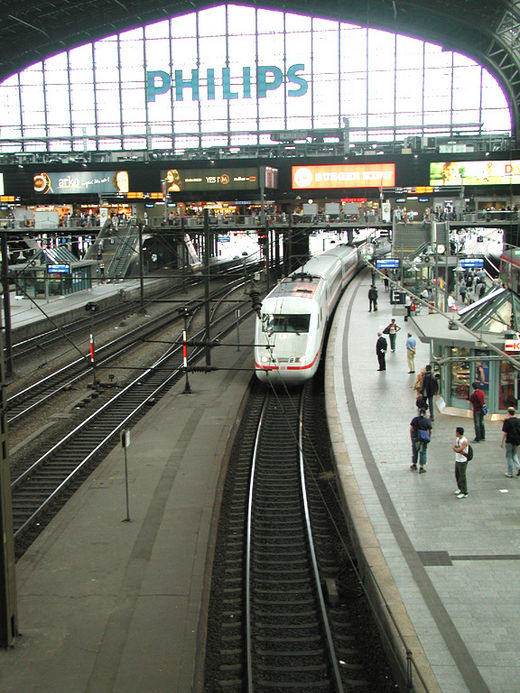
left=0, top=329, right=17, bottom=648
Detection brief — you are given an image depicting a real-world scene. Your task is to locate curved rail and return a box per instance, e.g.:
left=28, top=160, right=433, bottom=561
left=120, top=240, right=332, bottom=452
left=245, top=387, right=343, bottom=692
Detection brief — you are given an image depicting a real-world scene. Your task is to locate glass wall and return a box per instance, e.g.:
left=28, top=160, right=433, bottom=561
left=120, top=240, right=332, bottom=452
left=0, top=3, right=512, bottom=153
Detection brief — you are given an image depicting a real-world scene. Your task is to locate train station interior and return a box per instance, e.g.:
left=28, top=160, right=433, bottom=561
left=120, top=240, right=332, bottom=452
left=2, top=2, right=520, bottom=691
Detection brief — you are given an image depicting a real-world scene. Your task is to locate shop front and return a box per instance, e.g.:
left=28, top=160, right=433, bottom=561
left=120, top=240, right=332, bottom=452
left=412, top=291, right=520, bottom=414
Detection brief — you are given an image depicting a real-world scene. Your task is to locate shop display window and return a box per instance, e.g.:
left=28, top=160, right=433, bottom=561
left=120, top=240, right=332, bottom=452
left=450, top=346, right=470, bottom=403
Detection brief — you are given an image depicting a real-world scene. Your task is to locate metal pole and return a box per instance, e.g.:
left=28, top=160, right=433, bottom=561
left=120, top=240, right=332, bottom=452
left=0, top=329, right=17, bottom=647
left=260, top=165, right=266, bottom=226
left=89, top=318, right=98, bottom=389
left=137, top=222, right=145, bottom=312
left=265, top=220, right=271, bottom=292
left=182, top=309, right=192, bottom=394
left=203, top=209, right=211, bottom=367
left=445, top=222, right=450, bottom=311
left=123, top=445, right=131, bottom=522
left=0, top=233, right=13, bottom=378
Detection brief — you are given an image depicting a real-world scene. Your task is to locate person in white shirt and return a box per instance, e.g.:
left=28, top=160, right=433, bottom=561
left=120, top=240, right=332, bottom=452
left=453, top=426, right=470, bottom=498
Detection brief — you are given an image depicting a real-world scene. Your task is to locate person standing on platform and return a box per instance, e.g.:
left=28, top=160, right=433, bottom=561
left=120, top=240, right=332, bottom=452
left=405, top=333, right=416, bottom=373
left=368, top=285, right=378, bottom=312
left=376, top=331, right=387, bottom=371
left=384, top=318, right=401, bottom=352
left=383, top=270, right=390, bottom=292
left=500, top=406, right=520, bottom=477
left=453, top=426, right=470, bottom=498
left=410, top=409, right=432, bottom=473
left=420, top=364, right=438, bottom=421
left=469, top=381, right=486, bottom=442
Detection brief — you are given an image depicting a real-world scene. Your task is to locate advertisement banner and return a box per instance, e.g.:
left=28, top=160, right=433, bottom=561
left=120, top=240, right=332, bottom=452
left=162, top=168, right=258, bottom=192
left=430, top=160, right=520, bottom=186
left=33, top=170, right=129, bottom=194
left=292, top=164, right=395, bottom=190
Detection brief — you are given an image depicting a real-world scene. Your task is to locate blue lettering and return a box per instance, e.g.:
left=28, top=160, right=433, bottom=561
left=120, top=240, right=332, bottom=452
left=257, top=66, right=283, bottom=98
left=175, top=69, right=200, bottom=101
left=287, top=64, right=308, bottom=97
left=146, top=70, right=171, bottom=103
left=144, top=63, right=307, bottom=102
left=242, top=67, right=251, bottom=98
left=222, top=68, right=239, bottom=100
left=206, top=68, right=215, bottom=100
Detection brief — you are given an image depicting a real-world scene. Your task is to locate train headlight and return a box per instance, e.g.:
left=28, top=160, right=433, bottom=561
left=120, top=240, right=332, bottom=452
left=294, top=355, right=305, bottom=363
left=260, top=355, right=271, bottom=364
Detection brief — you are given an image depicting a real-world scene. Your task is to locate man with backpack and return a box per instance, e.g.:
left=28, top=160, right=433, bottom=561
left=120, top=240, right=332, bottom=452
left=453, top=426, right=471, bottom=498
left=500, top=406, right=520, bottom=477
left=410, top=409, right=432, bottom=473
left=420, top=364, right=439, bottom=421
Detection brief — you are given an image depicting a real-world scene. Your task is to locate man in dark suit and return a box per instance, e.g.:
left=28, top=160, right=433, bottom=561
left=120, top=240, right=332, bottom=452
left=376, top=331, right=387, bottom=371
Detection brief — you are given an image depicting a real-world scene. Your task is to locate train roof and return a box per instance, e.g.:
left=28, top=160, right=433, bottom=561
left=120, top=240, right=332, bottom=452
left=297, top=244, right=355, bottom=278
left=266, top=273, right=320, bottom=300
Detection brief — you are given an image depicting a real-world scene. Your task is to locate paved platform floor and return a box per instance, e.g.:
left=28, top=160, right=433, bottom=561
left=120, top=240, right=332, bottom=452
left=326, top=269, right=520, bottom=693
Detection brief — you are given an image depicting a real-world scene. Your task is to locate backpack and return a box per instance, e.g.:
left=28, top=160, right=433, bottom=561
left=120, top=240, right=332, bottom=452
left=509, top=419, right=520, bottom=446
left=417, top=427, right=430, bottom=443
left=416, top=395, right=427, bottom=410
left=463, top=444, right=473, bottom=461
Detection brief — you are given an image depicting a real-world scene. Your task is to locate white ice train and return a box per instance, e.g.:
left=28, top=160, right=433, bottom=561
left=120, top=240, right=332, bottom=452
left=254, top=244, right=362, bottom=384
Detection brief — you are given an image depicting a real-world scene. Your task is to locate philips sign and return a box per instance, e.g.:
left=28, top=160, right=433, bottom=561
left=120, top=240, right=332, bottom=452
left=146, top=64, right=308, bottom=102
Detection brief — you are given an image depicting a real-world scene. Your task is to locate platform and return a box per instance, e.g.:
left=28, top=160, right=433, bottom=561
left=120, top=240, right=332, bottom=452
left=326, top=270, right=520, bottom=693
left=5, top=276, right=170, bottom=339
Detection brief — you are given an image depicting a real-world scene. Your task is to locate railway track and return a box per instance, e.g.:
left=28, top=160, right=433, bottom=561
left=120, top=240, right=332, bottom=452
left=10, top=297, right=255, bottom=558
left=10, top=255, right=261, bottom=362
left=6, top=276, right=252, bottom=423
left=205, top=383, right=399, bottom=692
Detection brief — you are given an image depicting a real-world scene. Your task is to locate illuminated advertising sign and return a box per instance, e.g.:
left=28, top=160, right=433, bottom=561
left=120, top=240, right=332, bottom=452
left=33, top=171, right=129, bottom=194
left=430, top=160, right=520, bottom=186
left=0, top=173, right=4, bottom=196
left=162, top=168, right=258, bottom=192
left=146, top=65, right=308, bottom=103
left=292, top=164, right=395, bottom=190
left=505, top=339, right=520, bottom=352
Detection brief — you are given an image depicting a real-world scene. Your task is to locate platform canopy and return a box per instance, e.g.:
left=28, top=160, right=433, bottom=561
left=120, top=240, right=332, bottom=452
left=1, top=1, right=520, bottom=139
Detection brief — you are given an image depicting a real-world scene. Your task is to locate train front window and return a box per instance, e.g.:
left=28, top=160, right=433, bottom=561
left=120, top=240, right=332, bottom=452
left=262, top=314, right=311, bottom=333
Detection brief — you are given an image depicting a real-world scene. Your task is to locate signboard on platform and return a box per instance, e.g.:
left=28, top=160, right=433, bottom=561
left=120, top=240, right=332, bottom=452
left=460, top=258, right=484, bottom=268
left=47, top=264, right=71, bottom=274
left=376, top=258, right=400, bottom=269
left=390, top=290, right=406, bottom=304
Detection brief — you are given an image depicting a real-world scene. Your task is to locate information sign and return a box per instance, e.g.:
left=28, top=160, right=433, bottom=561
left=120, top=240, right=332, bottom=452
left=376, top=258, right=400, bottom=269
left=390, top=290, right=406, bottom=305
left=47, top=264, right=70, bottom=274
left=460, top=258, right=484, bottom=268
